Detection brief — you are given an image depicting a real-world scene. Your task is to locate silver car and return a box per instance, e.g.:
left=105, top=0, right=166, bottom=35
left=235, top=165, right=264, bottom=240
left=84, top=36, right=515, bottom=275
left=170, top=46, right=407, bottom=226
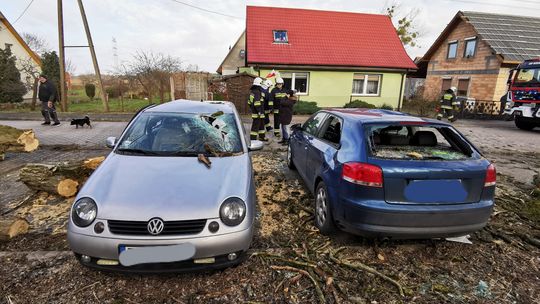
left=67, top=100, right=263, bottom=272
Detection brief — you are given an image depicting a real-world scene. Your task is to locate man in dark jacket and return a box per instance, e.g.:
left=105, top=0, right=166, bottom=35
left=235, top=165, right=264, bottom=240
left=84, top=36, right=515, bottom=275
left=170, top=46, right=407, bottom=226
left=38, top=74, right=60, bottom=126
left=277, top=83, right=297, bottom=145
left=248, top=77, right=266, bottom=141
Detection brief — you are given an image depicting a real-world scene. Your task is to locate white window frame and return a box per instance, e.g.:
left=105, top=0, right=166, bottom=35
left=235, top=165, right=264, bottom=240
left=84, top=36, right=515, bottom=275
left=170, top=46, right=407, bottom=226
left=447, top=40, right=458, bottom=59
left=351, top=74, right=382, bottom=97
left=282, top=72, right=309, bottom=95
left=463, top=37, right=477, bottom=58
left=273, top=30, right=288, bottom=44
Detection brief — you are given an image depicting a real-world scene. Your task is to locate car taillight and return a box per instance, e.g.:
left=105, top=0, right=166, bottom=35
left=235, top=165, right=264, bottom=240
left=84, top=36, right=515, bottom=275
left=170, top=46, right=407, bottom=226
left=484, top=164, right=496, bottom=187
left=342, top=162, right=383, bottom=187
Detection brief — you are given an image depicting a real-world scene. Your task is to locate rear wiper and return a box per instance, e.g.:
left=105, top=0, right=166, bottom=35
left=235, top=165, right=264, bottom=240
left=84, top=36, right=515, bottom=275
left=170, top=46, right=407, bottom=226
left=422, top=156, right=445, bottom=160
left=116, top=148, right=161, bottom=155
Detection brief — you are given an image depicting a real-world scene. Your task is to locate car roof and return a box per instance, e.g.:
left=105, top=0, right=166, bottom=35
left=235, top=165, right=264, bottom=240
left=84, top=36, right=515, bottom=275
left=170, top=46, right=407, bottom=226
left=324, top=108, right=449, bottom=125
left=144, top=99, right=236, bottom=114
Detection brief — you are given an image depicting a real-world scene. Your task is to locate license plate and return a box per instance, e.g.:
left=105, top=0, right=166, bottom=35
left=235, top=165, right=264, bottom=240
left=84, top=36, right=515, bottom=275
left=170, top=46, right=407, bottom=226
left=118, top=243, right=196, bottom=266
left=514, top=111, right=522, bottom=116
left=404, top=180, right=467, bottom=203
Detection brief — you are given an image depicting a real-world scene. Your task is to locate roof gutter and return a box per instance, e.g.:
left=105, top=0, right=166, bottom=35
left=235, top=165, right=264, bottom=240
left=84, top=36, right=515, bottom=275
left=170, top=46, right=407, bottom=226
left=248, top=63, right=416, bottom=73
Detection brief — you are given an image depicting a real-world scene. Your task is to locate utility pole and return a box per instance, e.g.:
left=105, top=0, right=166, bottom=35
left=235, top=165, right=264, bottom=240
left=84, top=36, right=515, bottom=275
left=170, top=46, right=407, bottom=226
left=76, top=0, right=109, bottom=112
left=57, top=0, right=67, bottom=111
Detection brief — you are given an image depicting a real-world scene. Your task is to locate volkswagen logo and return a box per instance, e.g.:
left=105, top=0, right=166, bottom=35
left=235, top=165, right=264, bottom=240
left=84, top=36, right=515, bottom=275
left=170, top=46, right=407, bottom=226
left=147, top=218, right=164, bottom=235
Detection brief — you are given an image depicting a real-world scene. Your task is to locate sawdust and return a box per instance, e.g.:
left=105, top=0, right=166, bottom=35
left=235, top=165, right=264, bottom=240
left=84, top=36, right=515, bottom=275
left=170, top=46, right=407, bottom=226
left=15, top=192, right=73, bottom=235
left=253, top=154, right=307, bottom=238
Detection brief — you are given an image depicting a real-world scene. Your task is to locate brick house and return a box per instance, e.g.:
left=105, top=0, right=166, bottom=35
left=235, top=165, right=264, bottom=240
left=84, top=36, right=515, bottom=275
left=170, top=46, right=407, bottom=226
left=218, top=6, right=417, bottom=109
left=418, top=11, right=540, bottom=104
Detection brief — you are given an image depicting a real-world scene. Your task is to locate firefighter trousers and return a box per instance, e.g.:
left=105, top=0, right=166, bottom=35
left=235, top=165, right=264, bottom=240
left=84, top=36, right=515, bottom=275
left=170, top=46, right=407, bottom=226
left=250, top=112, right=265, bottom=140
left=437, top=107, right=456, bottom=122
left=273, top=110, right=281, bottom=136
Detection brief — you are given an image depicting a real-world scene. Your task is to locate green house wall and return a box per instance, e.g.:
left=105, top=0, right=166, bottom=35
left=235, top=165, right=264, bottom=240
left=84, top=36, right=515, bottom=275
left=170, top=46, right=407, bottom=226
left=257, top=69, right=406, bottom=108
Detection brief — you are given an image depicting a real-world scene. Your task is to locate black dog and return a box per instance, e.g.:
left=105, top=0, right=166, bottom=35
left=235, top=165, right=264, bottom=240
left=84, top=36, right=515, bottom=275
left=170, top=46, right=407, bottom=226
left=70, top=116, right=92, bottom=128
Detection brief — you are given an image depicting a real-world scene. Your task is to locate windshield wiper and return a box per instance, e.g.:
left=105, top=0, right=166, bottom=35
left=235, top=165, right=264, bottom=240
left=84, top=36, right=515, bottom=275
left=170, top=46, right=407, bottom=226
left=171, top=151, right=201, bottom=156
left=116, top=148, right=161, bottom=155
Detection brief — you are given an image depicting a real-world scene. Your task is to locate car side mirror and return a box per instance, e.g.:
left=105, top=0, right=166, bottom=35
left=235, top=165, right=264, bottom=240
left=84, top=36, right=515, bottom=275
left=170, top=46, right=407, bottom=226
left=106, top=137, right=118, bottom=148
left=291, top=123, right=302, bottom=131
left=248, top=140, right=264, bottom=152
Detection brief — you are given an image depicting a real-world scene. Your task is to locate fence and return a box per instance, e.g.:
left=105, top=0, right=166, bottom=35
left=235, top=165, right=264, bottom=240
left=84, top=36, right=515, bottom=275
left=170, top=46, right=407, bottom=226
left=457, top=98, right=507, bottom=120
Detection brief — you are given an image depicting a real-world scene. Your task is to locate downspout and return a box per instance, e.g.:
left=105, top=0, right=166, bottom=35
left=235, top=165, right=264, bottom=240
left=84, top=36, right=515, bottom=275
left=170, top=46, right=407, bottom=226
left=397, top=71, right=406, bottom=111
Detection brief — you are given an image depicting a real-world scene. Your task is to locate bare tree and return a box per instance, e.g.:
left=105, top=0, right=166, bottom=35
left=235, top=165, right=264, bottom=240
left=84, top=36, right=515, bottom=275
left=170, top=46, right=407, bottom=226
left=17, top=58, right=41, bottom=110
left=21, top=33, right=50, bottom=56
left=382, top=2, right=422, bottom=48
left=65, top=59, right=77, bottom=76
left=127, top=51, right=182, bottom=103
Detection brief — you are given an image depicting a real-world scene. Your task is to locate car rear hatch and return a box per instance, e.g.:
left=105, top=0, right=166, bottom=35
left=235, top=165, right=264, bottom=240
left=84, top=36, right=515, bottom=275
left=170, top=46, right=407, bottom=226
left=364, top=122, right=489, bottom=205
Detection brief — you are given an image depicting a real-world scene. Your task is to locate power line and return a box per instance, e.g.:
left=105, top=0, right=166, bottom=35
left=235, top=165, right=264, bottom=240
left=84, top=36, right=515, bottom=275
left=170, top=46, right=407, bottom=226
left=167, top=0, right=244, bottom=20
left=13, top=0, right=36, bottom=24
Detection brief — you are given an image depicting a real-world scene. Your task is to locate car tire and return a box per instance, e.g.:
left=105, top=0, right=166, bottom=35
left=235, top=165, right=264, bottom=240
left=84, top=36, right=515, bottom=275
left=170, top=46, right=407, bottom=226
left=515, top=117, right=535, bottom=130
left=314, top=181, right=336, bottom=235
left=287, top=143, right=296, bottom=170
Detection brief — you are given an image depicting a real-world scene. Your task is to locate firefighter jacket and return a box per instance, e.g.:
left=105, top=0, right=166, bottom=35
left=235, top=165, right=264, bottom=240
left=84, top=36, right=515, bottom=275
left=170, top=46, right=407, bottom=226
left=440, top=92, right=458, bottom=109
left=248, top=85, right=265, bottom=114
left=270, top=87, right=294, bottom=112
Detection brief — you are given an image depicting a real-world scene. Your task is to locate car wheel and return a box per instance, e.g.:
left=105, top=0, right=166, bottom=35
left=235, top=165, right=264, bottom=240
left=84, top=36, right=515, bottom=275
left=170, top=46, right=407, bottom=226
left=314, top=181, right=336, bottom=235
left=287, top=143, right=296, bottom=170
left=515, top=117, right=535, bottom=130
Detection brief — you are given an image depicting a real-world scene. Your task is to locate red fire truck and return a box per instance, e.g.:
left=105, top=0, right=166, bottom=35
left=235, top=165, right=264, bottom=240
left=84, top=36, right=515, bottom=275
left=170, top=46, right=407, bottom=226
left=504, top=58, right=540, bottom=130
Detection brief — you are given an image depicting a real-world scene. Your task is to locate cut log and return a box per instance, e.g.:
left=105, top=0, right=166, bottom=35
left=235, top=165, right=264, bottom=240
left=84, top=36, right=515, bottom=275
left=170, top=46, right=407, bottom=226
left=19, top=157, right=105, bottom=197
left=57, top=179, right=79, bottom=198
left=0, top=125, right=39, bottom=160
left=0, top=218, right=29, bottom=241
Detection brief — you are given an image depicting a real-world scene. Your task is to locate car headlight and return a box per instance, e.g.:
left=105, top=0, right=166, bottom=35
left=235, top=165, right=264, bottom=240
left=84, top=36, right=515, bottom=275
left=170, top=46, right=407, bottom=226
left=219, top=197, right=246, bottom=226
left=72, top=197, right=97, bottom=227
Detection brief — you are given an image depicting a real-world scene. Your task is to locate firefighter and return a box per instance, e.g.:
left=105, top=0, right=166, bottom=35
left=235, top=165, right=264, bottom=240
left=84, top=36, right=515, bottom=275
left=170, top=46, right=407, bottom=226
left=270, top=77, right=294, bottom=141
left=248, top=77, right=267, bottom=141
left=437, top=87, right=459, bottom=122
left=262, top=79, right=274, bottom=134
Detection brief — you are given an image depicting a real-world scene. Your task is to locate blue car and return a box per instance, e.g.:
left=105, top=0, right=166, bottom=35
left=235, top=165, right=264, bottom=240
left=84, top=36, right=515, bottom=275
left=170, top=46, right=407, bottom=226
left=287, top=109, right=495, bottom=238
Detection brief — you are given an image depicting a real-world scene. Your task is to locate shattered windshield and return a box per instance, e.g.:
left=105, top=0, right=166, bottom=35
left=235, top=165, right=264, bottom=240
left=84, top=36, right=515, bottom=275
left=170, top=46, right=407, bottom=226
left=116, top=111, right=242, bottom=156
left=367, top=124, right=473, bottom=161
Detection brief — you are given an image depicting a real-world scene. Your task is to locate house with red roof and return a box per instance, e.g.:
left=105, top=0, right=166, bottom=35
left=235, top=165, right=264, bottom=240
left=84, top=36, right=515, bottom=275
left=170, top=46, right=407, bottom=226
left=217, top=6, right=416, bottom=108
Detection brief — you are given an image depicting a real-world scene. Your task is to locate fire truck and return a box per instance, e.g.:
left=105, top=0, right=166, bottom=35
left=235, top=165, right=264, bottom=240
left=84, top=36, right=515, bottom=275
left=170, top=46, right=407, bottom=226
left=504, top=58, right=540, bottom=130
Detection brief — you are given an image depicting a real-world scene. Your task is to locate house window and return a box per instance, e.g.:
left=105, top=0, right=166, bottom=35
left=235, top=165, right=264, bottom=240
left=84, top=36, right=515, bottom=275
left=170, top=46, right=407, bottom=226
left=273, top=30, right=288, bottom=43
left=464, top=38, right=477, bottom=58
left=457, top=78, right=470, bottom=96
left=441, top=78, right=452, bottom=93
left=281, top=72, right=309, bottom=94
left=447, top=41, right=458, bottom=59
left=352, top=74, right=381, bottom=96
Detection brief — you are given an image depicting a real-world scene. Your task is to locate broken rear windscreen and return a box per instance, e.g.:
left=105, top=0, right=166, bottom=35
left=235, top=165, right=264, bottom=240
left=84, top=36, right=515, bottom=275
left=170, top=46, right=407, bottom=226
left=116, top=111, right=242, bottom=156
left=366, top=123, right=474, bottom=160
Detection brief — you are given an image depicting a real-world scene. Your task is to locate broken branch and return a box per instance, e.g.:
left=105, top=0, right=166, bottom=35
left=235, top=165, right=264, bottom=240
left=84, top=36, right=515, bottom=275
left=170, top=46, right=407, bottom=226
left=330, top=247, right=405, bottom=297
left=270, top=265, right=325, bottom=304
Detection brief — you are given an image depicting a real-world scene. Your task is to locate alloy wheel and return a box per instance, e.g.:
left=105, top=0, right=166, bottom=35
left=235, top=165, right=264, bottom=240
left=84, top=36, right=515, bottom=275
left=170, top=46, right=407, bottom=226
left=316, top=187, right=327, bottom=226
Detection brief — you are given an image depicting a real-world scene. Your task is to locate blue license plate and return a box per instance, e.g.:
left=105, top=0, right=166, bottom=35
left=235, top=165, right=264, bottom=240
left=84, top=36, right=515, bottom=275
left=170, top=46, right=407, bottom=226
left=404, top=179, right=467, bottom=203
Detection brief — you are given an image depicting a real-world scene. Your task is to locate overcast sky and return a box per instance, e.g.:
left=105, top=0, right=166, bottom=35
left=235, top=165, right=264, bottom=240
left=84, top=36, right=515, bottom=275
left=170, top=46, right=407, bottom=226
left=2, top=0, right=540, bottom=75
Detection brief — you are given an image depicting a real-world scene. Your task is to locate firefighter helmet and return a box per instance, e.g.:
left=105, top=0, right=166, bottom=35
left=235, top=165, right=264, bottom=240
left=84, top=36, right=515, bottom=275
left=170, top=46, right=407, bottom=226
left=264, top=79, right=273, bottom=88
left=450, top=87, right=457, bottom=94
left=276, top=77, right=284, bottom=84
left=253, top=77, right=263, bottom=86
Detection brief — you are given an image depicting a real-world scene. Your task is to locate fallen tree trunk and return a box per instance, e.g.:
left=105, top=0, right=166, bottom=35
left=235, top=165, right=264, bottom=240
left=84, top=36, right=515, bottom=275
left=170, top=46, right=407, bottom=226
left=0, top=218, right=29, bottom=241
left=0, top=125, right=39, bottom=160
left=19, top=156, right=105, bottom=197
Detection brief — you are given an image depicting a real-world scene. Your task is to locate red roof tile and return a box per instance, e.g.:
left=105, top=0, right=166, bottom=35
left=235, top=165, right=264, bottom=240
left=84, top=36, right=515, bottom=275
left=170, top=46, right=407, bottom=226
left=246, top=6, right=417, bottom=70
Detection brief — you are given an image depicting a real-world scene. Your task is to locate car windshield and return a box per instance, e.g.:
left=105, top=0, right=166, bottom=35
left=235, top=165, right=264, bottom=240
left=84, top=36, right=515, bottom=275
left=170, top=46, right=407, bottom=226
left=366, top=123, right=474, bottom=160
left=514, top=67, right=540, bottom=87
left=116, top=111, right=242, bottom=156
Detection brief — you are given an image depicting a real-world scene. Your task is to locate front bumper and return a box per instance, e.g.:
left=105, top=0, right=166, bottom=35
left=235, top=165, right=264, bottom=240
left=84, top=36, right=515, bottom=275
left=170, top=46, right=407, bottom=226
left=68, top=226, right=253, bottom=271
left=338, top=198, right=493, bottom=238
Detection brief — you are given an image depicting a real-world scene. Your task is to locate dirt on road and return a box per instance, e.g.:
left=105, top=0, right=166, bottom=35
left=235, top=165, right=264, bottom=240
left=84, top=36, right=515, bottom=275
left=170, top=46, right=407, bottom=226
left=1, top=145, right=540, bottom=303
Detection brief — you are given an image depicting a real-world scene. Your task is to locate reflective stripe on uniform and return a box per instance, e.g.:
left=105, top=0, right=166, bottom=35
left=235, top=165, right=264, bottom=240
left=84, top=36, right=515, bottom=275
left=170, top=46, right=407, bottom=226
left=254, top=101, right=262, bottom=106
left=273, top=109, right=279, bottom=114
left=441, top=105, right=453, bottom=109
left=437, top=113, right=443, bottom=117
left=268, top=102, right=274, bottom=106
left=274, top=130, right=281, bottom=135
left=452, top=102, right=460, bottom=106
left=265, top=123, right=271, bottom=127
left=258, top=130, right=266, bottom=134
left=265, top=110, right=271, bottom=114
left=248, top=94, right=254, bottom=105
left=443, top=94, right=453, bottom=100
left=448, top=115, right=454, bottom=119
left=250, top=131, right=258, bottom=136
left=251, top=114, right=259, bottom=118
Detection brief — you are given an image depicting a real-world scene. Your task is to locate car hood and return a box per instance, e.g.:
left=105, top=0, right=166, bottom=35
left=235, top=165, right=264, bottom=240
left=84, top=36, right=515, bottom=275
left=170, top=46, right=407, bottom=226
left=77, top=153, right=252, bottom=221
